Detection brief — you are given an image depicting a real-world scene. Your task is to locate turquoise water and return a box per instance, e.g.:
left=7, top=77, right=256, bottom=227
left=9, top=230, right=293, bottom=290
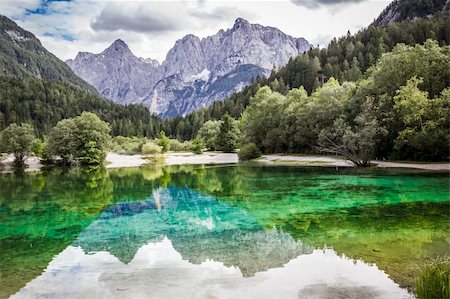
left=1, top=164, right=448, bottom=298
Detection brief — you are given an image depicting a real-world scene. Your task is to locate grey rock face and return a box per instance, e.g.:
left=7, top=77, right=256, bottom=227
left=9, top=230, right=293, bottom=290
left=67, top=39, right=161, bottom=105
left=67, top=19, right=311, bottom=117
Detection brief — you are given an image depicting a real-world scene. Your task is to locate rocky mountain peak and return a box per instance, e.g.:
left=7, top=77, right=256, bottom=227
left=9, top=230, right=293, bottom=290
left=233, top=18, right=251, bottom=29
left=103, top=39, right=131, bottom=55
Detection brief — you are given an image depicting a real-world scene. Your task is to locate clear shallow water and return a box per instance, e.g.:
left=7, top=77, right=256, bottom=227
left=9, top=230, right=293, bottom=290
left=1, top=164, right=448, bottom=298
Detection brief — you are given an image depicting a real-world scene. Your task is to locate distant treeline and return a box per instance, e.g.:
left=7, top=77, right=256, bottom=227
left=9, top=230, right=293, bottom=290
left=0, top=77, right=162, bottom=137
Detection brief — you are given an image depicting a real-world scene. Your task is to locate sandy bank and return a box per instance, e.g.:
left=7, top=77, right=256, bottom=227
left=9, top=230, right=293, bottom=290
left=105, top=153, right=149, bottom=169
left=1, top=152, right=449, bottom=173
left=165, top=152, right=238, bottom=165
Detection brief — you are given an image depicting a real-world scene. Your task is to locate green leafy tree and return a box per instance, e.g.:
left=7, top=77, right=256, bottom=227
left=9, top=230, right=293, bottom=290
left=317, top=98, right=386, bottom=167
left=393, top=78, right=449, bottom=160
left=46, top=112, right=110, bottom=165
left=0, top=123, right=37, bottom=167
left=198, top=120, right=222, bottom=150
left=216, top=114, right=240, bottom=153
left=190, top=137, right=205, bottom=155
left=241, top=86, right=288, bottom=153
left=157, top=131, right=170, bottom=153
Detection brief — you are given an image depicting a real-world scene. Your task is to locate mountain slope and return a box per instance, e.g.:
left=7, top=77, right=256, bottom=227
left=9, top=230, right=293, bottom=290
left=67, top=18, right=311, bottom=117
left=0, top=16, right=162, bottom=137
left=0, top=15, right=98, bottom=94
left=0, top=76, right=162, bottom=137
left=373, top=0, right=449, bottom=26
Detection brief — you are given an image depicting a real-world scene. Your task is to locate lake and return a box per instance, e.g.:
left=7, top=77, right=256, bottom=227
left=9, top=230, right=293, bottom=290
left=1, top=164, right=448, bottom=299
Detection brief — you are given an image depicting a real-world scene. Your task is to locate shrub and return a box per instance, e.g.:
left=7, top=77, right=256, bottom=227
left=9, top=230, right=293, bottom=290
left=169, top=139, right=191, bottom=152
left=157, top=131, right=170, bottom=153
left=109, top=136, right=147, bottom=154
left=141, top=142, right=162, bottom=155
left=190, top=137, right=205, bottom=155
left=415, top=258, right=449, bottom=299
left=238, top=143, right=261, bottom=161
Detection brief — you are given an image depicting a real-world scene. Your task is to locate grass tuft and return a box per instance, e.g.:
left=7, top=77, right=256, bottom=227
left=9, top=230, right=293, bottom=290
left=414, top=258, right=449, bottom=299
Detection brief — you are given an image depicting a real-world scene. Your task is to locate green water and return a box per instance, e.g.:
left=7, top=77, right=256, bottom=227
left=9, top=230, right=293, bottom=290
left=0, top=164, right=448, bottom=298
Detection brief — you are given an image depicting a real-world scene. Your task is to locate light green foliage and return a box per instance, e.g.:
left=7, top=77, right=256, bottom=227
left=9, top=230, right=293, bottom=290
left=109, top=136, right=148, bottom=155
left=216, top=114, right=240, bottom=153
left=198, top=120, right=222, bottom=150
left=157, top=131, right=170, bottom=153
left=393, top=78, right=449, bottom=160
left=31, top=139, right=45, bottom=158
left=190, top=137, right=205, bottom=155
left=46, top=112, right=110, bottom=165
left=370, top=40, right=450, bottom=99
left=168, top=139, right=191, bottom=152
left=141, top=142, right=162, bottom=155
left=241, top=86, right=289, bottom=153
left=414, top=258, right=449, bottom=299
left=0, top=123, right=37, bottom=166
left=238, top=143, right=261, bottom=161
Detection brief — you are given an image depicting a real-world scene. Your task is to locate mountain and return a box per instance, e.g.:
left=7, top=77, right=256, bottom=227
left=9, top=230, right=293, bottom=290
left=66, top=39, right=160, bottom=105
left=67, top=18, right=311, bottom=117
left=0, top=15, right=97, bottom=94
left=373, top=0, right=449, bottom=26
left=0, top=16, right=162, bottom=137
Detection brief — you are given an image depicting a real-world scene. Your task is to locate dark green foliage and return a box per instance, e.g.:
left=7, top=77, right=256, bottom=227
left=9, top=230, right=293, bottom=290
left=0, top=123, right=37, bottom=166
left=238, top=143, right=261, bottom=161
left=45, top=112, right=110, bottom=165
left=216, top=114, right=240, bottom=153
left=414, top=258, right=449, bottom=299
left=0, top=16, right=97, bottom=94
left=190, top=137, right=205, bottom=155
left=317, top=98, right=386, bottom=167
left=0, top=77, right=161, bottom=137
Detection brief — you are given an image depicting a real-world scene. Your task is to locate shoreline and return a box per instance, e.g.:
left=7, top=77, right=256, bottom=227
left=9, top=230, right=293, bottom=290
left=1, top=152, right=449, bottom=173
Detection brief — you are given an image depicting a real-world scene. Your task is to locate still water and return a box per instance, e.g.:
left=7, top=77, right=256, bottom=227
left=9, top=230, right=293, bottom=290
left=1, top=164, right=448, bottom=298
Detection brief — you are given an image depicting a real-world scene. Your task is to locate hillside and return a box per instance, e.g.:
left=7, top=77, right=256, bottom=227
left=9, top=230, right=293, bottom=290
left=0, top=76, right=161, bottom=137
left=0, top=15, right=98, bottom=94
left=373, top=0, right=449, bottom=26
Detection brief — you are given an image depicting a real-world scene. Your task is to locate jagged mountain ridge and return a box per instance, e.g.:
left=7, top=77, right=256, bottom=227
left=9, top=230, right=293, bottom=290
left=67, top=18, right=311, bottom=117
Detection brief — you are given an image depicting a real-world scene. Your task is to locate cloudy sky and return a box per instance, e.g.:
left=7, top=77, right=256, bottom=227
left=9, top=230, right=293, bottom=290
left=1, top=0, right=390, bottom=62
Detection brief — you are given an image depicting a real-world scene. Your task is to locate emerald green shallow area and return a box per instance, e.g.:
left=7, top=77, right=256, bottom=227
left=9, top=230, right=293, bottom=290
left=0, top=164, right=448, bottom=298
